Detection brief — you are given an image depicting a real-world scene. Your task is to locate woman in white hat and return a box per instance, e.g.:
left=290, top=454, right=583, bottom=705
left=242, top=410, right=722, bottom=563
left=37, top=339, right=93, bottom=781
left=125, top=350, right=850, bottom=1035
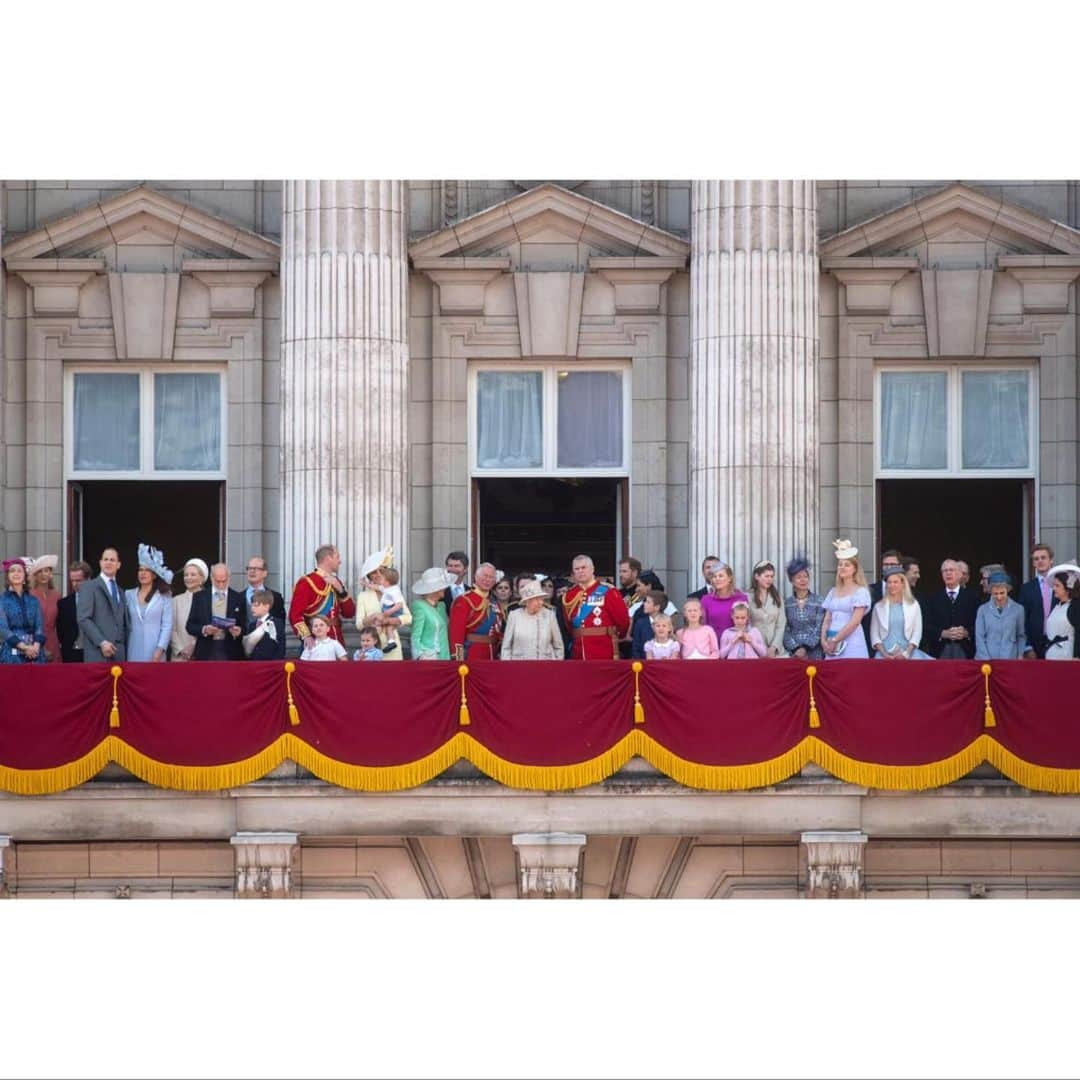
left=171, top=557, right=209, bottom=662
left=820, top=539, right=871, bottom=660
left=500, top=579, right=564, bottom=661
left=409, top=567, right=455, bottom=660
left=1045, top=564, right=1080, bottom=660
left=355, top=547, right=412, bottom=660
left=125, top=543, right=175, bottom=662
left=28, top=555, right=61, bottom=662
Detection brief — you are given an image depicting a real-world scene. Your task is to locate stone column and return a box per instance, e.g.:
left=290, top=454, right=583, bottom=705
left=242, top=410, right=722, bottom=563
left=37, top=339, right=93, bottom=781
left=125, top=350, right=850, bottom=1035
left=281, top=181, right=409, bottom=590
left=801, top=830, right=868, bottom=899
left=230, top=831, right=299, bottom=898
left=512, top=833, right=586, bottom=899
left=689, top=181, right=819, bottom=581
left=0, top=835, right=10, bottom=897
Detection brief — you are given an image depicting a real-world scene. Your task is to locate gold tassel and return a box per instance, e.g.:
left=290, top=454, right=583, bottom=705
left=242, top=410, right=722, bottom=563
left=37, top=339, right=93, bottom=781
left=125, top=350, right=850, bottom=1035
left=284, top=661, right=300, bottom=726
left=458, top=664, right=471, bottom=726
left=109, top=665, right=123, bottom=728
left=632, top=661, right=645, bottom=725
left=981, top=663, right=996, bottom=728
left=806, top=665, right=820, bottom=728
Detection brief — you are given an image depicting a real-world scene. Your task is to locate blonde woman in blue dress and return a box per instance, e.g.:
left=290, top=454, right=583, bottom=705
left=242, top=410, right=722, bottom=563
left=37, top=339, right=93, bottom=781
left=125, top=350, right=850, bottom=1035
left=820, top=539, right=871, bottom=660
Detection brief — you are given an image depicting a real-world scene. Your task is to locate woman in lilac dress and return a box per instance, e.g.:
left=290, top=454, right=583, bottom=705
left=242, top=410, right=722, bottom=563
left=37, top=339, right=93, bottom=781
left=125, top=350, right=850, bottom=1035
left=820, top=539, right=871, bottom=660
left=700, top=564, right=749, bottom=640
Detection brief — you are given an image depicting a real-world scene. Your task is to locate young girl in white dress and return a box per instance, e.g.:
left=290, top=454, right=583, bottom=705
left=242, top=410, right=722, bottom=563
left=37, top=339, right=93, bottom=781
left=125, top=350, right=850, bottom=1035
left=300, top=614, right=348, bottom=662
left=1045, top=571, right=1080, bottom=660
left=644, top=615, right=681, bottom=660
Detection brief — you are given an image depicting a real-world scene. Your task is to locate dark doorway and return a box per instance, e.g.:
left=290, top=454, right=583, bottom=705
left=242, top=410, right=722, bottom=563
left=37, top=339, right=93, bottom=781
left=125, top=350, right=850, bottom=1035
left=69, top=480, right=224, bottom=593
left=878, top=478, right=1029, bottom=592
left=476, top=477, right=623, bottom=580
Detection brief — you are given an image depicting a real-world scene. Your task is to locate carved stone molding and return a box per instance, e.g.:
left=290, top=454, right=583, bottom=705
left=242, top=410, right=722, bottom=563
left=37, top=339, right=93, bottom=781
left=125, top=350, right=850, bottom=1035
left=801, top=830, right=868, bottom=899
left=230, top=831, right=299, bottom=899
left=512, top=833, right=586, bottom=899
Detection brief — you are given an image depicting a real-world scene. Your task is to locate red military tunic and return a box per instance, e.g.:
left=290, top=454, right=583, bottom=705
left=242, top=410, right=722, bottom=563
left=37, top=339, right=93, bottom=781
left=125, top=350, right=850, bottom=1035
left=561, top=579, right=630, bottom=660
left=449, top=586, right=502, bottom=661
left=288, top=571, right=356, bottom=645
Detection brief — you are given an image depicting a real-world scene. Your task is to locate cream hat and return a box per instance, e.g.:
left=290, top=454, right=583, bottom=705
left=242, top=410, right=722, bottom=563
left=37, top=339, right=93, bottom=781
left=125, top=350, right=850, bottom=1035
left=183, top=557, right=210, bottom=583
left=27, top=554, right=59, bottom=576
left=517, top=579, right=546, bottom=603
left=360, top=546, right=394, bottom=580
left=412, top=566, right=456, bottom=597
left=832, top=538, right=859, bottom=560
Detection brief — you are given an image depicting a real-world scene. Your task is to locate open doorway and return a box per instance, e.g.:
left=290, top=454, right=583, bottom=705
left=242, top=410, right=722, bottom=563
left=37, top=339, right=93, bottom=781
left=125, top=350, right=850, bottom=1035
left=877, top=478, right=1030, bottom=593
left=68, top=480, right=224, bottom=593
left=474, top=477, right=626, bottom=580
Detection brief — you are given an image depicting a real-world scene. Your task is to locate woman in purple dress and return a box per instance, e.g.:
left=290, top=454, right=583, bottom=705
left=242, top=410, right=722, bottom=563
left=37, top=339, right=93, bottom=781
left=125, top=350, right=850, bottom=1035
left=700, top=563, right=749, bottom=640
left=820, top=539, right=871, bottom=660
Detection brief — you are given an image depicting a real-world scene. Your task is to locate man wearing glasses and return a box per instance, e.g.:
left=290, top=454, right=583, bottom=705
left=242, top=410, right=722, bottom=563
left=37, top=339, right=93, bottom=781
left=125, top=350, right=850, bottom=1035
left=243, top=556, right=286, bottom=622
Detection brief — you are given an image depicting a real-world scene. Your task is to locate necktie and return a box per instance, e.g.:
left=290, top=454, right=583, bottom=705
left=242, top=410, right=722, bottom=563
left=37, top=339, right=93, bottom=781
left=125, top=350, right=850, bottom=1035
left=947, top=590, right=956, bottom=602
left=1041, top=576, right=1051, bottom=619
left=216, top=591, right=225, bottom=603
left=110, top=579, right=120, bottom=607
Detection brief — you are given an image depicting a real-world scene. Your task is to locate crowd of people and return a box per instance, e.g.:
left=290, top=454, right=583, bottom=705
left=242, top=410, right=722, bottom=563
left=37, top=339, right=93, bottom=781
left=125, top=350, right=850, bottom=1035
left=2, top=537, right=1078, bottom=666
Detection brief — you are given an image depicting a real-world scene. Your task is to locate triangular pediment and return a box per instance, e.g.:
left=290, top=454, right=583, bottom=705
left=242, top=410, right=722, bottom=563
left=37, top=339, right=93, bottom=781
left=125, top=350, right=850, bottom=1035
left=408, top=183, right=690, bottom=262
left=821, top=182, right=1080, bottom=258
left=3, top=184, right=280, bottom=262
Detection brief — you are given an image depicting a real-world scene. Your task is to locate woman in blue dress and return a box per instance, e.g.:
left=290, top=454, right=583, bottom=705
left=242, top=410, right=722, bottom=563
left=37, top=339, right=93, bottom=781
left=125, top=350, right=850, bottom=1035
left=869, top=564, right=932, bottom=659
left=125, top=543, right=174, bottom=662
left=0, top=556, right=47, bottom=664
left=820, top=539, right=871, bottom=660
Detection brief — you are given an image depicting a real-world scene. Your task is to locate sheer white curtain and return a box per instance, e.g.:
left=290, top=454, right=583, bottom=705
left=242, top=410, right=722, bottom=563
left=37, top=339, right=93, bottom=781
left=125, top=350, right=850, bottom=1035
left=73, top=373, right=140, bottom=470
left=880, top=372, right=947, bottom=469
left=962, top=371, right=1029, bottom=469
left=557, top=371, right=623, bottom=468
left=154, top=373, right=221, bottom=470
left=476, top=371, right=543, bottom=468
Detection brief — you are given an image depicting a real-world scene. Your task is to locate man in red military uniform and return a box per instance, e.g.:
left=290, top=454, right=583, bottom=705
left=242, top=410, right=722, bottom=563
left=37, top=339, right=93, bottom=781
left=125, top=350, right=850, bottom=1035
left=561, top=554, right=630, bottom=660
left=288, top=543, right=356, bottom=647
left=449, top=562, right=502, bottom=661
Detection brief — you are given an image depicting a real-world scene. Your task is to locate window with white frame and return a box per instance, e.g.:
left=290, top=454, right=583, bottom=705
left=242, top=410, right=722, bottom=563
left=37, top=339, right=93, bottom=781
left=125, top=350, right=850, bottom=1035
left=67, top=368, right=226, bottom=478
left=876, top=364, right=1036, bottom=477
left=471, top=363, right=630, bottom=476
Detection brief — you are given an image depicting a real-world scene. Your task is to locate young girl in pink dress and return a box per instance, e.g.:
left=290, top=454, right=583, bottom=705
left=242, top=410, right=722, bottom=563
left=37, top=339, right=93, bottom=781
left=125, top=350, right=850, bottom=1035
left=644, top=614, right=681, bottom=660
left=676, top=599, right=719, bottom=659
left=718, top=602, right=768, bottom=659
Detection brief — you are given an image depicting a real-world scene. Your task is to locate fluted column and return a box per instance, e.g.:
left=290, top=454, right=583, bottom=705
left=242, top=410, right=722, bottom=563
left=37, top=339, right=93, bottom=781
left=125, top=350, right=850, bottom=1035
left=281, top=181, right=408, bottom=589
left=689, top=181, right=819, bottom=582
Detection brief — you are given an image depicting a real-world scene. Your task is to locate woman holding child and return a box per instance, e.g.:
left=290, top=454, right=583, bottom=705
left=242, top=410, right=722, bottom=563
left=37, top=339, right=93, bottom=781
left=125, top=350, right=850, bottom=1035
left=354, top=546, right=412, bottom=660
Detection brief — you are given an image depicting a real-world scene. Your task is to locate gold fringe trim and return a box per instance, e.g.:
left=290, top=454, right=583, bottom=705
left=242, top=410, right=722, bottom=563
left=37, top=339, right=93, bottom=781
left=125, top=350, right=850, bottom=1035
left=460, top=732, right=642, bottom=790
left=984, top=739, right=1080, bottom=794
left=107, top=735, right=290, bottom=791
left=283, top=731, right=470, bottom=791
left=806, top=734, right=990, bottom=791
left=0, top=743, right=114, bottom=796
left=635, top=730, right=810, bottom=790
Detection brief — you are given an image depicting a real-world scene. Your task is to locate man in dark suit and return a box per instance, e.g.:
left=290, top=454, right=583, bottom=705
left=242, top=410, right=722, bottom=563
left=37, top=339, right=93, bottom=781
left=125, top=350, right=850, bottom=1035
left=923, top=558, right=980, bottom=659
left=687, top=555, right=722, bottom=602
left=56, top=560, right=92, bottom=663
left=442, top=550, right=469, bottom=618
left=77, top=548, right=131, bottom=662
left=862, top=549, right=903, bottom=651
left=1018, top=542, right=1057, bottom=659
left=242, top=555, right=286, bottom=622
left=186, top=562, right=247, bottom=661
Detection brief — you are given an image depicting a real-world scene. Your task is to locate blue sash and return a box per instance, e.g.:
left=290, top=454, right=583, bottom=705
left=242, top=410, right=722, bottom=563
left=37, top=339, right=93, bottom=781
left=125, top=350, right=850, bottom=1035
left=571, top=584, right=609, bottom=629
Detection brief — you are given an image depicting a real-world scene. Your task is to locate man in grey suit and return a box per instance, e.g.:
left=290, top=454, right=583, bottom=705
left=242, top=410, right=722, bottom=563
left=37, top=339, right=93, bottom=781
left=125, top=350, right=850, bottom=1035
left=77, top=547, right=130, bottom=662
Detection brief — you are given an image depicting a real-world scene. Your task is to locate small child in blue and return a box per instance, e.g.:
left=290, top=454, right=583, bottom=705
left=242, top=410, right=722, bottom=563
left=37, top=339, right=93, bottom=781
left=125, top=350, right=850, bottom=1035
left=353, top=626, right=385, bottom=662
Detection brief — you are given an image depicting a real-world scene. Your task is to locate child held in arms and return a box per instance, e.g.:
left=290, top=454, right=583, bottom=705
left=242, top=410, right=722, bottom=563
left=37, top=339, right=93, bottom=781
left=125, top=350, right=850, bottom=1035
left=371, top=566, right=405, bottom=653
left=300, top=614, right=348, bottom=662
left=353, top=626, right=385, bottom=662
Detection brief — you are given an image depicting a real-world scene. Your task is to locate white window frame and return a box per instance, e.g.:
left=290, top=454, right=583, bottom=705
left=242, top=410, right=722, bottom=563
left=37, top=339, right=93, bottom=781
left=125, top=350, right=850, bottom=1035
left=468, top=360, right=632, bottom=477
left=64, top=365, right=228, bottom=481
left=874, top=362, right=1038, bottom=479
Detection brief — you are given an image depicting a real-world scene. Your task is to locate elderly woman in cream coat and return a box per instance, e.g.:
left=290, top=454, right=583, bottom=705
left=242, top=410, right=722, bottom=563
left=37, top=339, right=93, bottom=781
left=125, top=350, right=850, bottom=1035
left=500, top=579, right=563, bottom=660
left=171, top=558, right=208, bottom=662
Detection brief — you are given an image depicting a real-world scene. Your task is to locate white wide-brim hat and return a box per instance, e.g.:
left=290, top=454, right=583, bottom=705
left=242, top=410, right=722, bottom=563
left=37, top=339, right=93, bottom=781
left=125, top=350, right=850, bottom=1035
left=832, top=538, right=859, bottom=560
left=360, top=546, right=394, bottom=580
left=27, top=554, right=59, bottom=576
left=412, top=566, right=456, bottom=597
left=1048, top=562, right=1080, bottom=589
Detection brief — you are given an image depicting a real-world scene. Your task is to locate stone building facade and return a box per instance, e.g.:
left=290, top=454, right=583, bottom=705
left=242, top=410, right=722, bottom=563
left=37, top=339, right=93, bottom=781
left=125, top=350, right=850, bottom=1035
left=2, top=179, right=1079, bottom=898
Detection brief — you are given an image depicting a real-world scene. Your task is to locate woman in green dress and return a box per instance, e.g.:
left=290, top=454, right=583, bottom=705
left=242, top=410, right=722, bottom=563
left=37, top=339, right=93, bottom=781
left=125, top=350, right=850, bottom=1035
left=409, top=567, right=455, bottom=660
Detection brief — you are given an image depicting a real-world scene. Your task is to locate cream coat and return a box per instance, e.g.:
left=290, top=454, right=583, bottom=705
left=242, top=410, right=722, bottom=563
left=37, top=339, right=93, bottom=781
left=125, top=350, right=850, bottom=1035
left=500, top=606, right=563, bottom=660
